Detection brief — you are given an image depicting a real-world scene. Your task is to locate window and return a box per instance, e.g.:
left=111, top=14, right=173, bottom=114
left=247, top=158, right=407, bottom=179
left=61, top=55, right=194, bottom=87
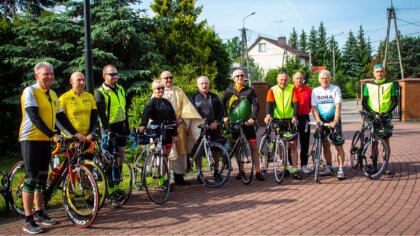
left=258, top=43, right=266, bottom=52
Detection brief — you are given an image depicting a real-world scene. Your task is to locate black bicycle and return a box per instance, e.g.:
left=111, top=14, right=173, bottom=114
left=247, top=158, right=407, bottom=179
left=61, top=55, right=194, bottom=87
left=349, top=111, right=390, bottom=180
left=228, top=120, right=255, bottom=185
left=187, top=121, right=231, bottom=188
left=306, top=121, right=332, bottom=183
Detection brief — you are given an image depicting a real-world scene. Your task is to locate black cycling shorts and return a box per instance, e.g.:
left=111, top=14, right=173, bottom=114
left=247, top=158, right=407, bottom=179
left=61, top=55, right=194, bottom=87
left=232, top=124, right=256, bottom=140
left=110, top=121, right=128, bottom=147
left=20, top=140, right=51, bottom=173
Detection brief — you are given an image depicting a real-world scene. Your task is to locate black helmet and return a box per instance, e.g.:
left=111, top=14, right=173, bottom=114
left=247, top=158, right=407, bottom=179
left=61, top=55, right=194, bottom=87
left=328, top=132, right=345, bottom=146
left=378, top=130, right=392, bottom=139
left=283, top=131, right=298, bottom=141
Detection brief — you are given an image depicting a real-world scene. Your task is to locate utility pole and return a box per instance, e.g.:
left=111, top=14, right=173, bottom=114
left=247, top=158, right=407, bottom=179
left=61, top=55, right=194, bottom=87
left=331, top=32, right=343, bottom=82
left=241, top=12, right=255, bottom=86
left=383, top=0, right=404, bottom=79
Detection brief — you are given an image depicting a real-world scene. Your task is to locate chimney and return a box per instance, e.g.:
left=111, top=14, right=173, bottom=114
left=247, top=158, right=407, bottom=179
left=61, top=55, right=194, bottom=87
left=278, top=37, right=286, bottom=47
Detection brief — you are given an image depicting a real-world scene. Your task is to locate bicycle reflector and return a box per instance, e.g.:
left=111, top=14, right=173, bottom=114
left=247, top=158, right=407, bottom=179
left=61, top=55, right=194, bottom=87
left=327, top=132, right=345, bottom=146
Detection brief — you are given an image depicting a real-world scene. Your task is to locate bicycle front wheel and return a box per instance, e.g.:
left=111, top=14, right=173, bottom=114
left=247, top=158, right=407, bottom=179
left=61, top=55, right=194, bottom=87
left=197, top=142, right=231, bottom=188
left=143, top=153, right=170, bottom=204
left=238, top=142, right=253, bottom=185
left=81, top=160, right=108, bottom=209
left=313, top=140, right=323, bottom=183
left=273, top=139, right=287, bottom=184
left=258, top=133, right=273, bottom=174
left=133, top=146, right=148, bottom=190
left=8, top=161, right=25, bottom=216
left=62, top=164, right=99, bottom=227
left=107, top=156, right=133, bottom=207
left=361, top=136, right=390, bottom=180
left=350, top=131, right=361, bottom=169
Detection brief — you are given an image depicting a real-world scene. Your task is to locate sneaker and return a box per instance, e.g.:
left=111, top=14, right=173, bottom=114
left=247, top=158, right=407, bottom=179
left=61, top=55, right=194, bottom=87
left=255, top=172, right=265, bottom=181
left=292, top=172, right=302, bottom=180
left=337, top=169, right=345, bottom=180
left=34, top=211, right=56, bottom=226
left=301, top=165, right=312, bottom=174
left=320, top=167, right=334, bottom=176
left=23, top=219, right=43, bottom=234
left=284, top=168, right=290, bottom=177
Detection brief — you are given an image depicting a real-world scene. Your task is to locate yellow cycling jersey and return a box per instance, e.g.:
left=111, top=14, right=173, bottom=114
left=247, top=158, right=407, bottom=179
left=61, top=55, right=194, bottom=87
left=19, top=84, right=61, bottom=141
left=59, top=90, right=96, bottom=136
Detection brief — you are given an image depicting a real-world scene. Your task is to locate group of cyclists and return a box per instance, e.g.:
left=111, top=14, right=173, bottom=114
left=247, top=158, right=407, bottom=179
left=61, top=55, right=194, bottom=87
left=18, top=61, right=397, bottom=234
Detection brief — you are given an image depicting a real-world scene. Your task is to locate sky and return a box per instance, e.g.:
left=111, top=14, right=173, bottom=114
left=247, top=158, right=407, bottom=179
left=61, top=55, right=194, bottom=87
left=138, top=0, right=420, bottom=51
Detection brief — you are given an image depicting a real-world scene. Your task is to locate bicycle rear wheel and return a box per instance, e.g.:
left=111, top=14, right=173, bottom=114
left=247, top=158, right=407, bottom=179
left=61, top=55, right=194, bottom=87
left=143, top=153, right=170, bottom=204
left=361, top=136, right=390, bottom=180
left=258, top=133, right=273, bottom=174
left=107, top=156, right=133, bottom=207
left=313, top=140, right=322, bottom=183
left=197, top=142, right=231, bottom=188
left=238, top=142, right=253, bottom=185
left=350, top=131, right=361, bottom=169
left=8, top=161, right=25, bottom=216
left=273, top=139, right=287, bottom=183
left=81, top=160, right=107, bottom=209
left=133, top=146, right=148, bottom=190
left=62, top=164, right=99, bottom=227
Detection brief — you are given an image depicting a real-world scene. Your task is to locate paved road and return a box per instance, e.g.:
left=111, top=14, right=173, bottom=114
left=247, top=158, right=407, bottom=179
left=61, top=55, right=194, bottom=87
left=1, top=104, right=419, bottom=235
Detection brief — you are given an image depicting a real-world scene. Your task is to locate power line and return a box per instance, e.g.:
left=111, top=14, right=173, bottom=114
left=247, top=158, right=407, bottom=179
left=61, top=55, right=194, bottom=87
left=396, top=18, right=420, bottom=28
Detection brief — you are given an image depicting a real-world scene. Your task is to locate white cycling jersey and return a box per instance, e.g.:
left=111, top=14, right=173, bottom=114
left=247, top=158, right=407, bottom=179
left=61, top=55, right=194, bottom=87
left=311, top=84, right=342, bottom=121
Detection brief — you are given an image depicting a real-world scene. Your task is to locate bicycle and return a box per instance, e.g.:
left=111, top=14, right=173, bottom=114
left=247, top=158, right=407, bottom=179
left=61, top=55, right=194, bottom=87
left=306, top=121, right=332, bottom=183
left=1, top=169, right=10, bottom=211
left=93, top=133, right=133, bottom=207
left=349, top=111, right=390, bottom=180
left=142, top=123, right=177, bottom=204
left=131, top=131, right=152, bottom=191
left=9, top=137, right=100, bottom=227
left=260, top=118, right=298, bottom=183
left=227, top=120, right=254, bottom=185
left=187, top=121, right=231, bottom=188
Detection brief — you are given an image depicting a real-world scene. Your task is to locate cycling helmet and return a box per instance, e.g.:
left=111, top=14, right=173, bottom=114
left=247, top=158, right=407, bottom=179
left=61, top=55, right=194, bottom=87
left=145, top=124, right=161, bottom=138
left=327, top=132, right=345, bottom=146
left=283, top=131, right=298, bottom=141
left=378, top=130, right=392, bottom=139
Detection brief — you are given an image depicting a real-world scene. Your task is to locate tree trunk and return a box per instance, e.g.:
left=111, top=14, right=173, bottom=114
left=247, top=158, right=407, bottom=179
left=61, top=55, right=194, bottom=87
left=3, top=0, right=8, bottom=20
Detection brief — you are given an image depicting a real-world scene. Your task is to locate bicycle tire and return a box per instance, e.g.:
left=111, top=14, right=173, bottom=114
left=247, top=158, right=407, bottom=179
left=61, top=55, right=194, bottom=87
left=273, top=138, right=287, bottom=184
left=313, top=139, right=322, bottom=183
left=8, top=161, right=25, bottom=216
left=361, top=136, right=390, bottom=180
left=197, top=142, right=231, bottom=188
left=238, top=142, right=253, bottom=185
left=62, top=164, right=99, bottom=227
left=107, top=156, right=133, bottom=207
left=258, top=134, right=272, bottom=174
left=133, top=146, right=149, bottom=190
left=143, top=153, right=170, bottom=204
left=350, top=131, right=361, bottom=169
left=80, top=160, right=108, bottom=209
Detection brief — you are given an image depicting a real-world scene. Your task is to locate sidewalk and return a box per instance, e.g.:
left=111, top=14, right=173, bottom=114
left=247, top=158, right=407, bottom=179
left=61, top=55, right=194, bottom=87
left=1, top=120, right=419, bottom=235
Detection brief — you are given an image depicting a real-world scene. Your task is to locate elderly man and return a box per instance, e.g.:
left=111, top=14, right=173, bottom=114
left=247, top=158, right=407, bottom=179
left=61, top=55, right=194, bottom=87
left=311, top=69, right=346, bottom=180
left=293, top=72, right=312, bottom=174
left=265, top=72, right=301, bottom=180
left=19, top=62, right=85, bottom=234
left=160, top=70, right=202, bottom=185
left=362, top=64, right=397, bottom=175
left=190, top=76, right=224, bottom=181
left=59, top=72, right=97, bottom=138
left=222, top=69, right=264, bottom=181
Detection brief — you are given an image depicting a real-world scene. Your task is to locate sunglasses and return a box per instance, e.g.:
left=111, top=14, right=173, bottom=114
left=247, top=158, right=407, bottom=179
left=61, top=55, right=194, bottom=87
left=106, top=72, right=119, bottom=77
left=235, top=74, right=245, bottom=78
left=155, top=87, right=165, bottom=90
left=162, top=76, right=173, bottom=80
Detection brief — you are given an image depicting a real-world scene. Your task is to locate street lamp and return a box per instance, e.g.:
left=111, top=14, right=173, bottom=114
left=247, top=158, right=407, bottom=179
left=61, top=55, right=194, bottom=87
left=332, top=32, right=343, bottom=82
left=242, top=11, right=255, bottom=86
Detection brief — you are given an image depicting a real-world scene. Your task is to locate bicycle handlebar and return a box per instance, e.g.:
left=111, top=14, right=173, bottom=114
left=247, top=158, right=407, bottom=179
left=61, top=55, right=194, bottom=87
left=51, top=137, right=80, bottom=155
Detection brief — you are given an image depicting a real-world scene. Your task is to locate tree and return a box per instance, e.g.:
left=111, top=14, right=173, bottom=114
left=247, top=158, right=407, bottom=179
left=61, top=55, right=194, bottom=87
left=2, top=0, right=67, bottom=20
left=307, top=26, right=318, bottom=65
left=299, top=29, right=307, bottom=51
left=289, top=27, right=298, bottom=49
left=341, top=30, right=360, bottom=79
left=316, top=22, right=328, bottom=66
left=225, top=36, right=241, bottom=63
left=356, top=25, right=371, bottom=80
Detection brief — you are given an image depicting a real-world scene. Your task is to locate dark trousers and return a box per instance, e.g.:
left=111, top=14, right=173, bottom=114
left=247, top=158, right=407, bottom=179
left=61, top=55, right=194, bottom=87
left=297, top=114, right=311, bottom=166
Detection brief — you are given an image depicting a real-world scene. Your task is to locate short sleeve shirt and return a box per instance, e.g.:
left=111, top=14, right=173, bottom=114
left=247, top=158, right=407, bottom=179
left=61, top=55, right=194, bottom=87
left=311, top=84, right=342, bottom=121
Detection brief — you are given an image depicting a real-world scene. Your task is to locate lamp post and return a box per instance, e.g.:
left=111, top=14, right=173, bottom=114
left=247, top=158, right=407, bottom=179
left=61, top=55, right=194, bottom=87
left=241, top=11, right=255, bottom=86
left=332, top=32, right=343, bottom=82
left=84, top=0, right=94, bottom=94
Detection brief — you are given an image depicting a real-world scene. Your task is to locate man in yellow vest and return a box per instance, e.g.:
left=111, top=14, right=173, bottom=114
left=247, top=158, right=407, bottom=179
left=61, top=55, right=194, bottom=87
left=264, top=72, right=301, bottom=180
left=59, top=72, right=97, bottom=138
left=95, top=64, right=129, bottom=206
left=362, top=64, right=397, bottom=175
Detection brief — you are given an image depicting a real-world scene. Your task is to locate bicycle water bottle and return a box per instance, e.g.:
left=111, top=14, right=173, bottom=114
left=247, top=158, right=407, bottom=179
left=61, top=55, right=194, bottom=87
left=47, top=167, right=60, bottom=186
left=269, top=141, right=275, bottom=152
left=53, top=155, right=60, bottom=168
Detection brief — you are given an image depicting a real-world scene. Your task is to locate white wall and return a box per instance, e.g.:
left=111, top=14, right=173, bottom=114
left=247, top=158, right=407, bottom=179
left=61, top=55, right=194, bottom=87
left=248, top=39, right=286, bottom=73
